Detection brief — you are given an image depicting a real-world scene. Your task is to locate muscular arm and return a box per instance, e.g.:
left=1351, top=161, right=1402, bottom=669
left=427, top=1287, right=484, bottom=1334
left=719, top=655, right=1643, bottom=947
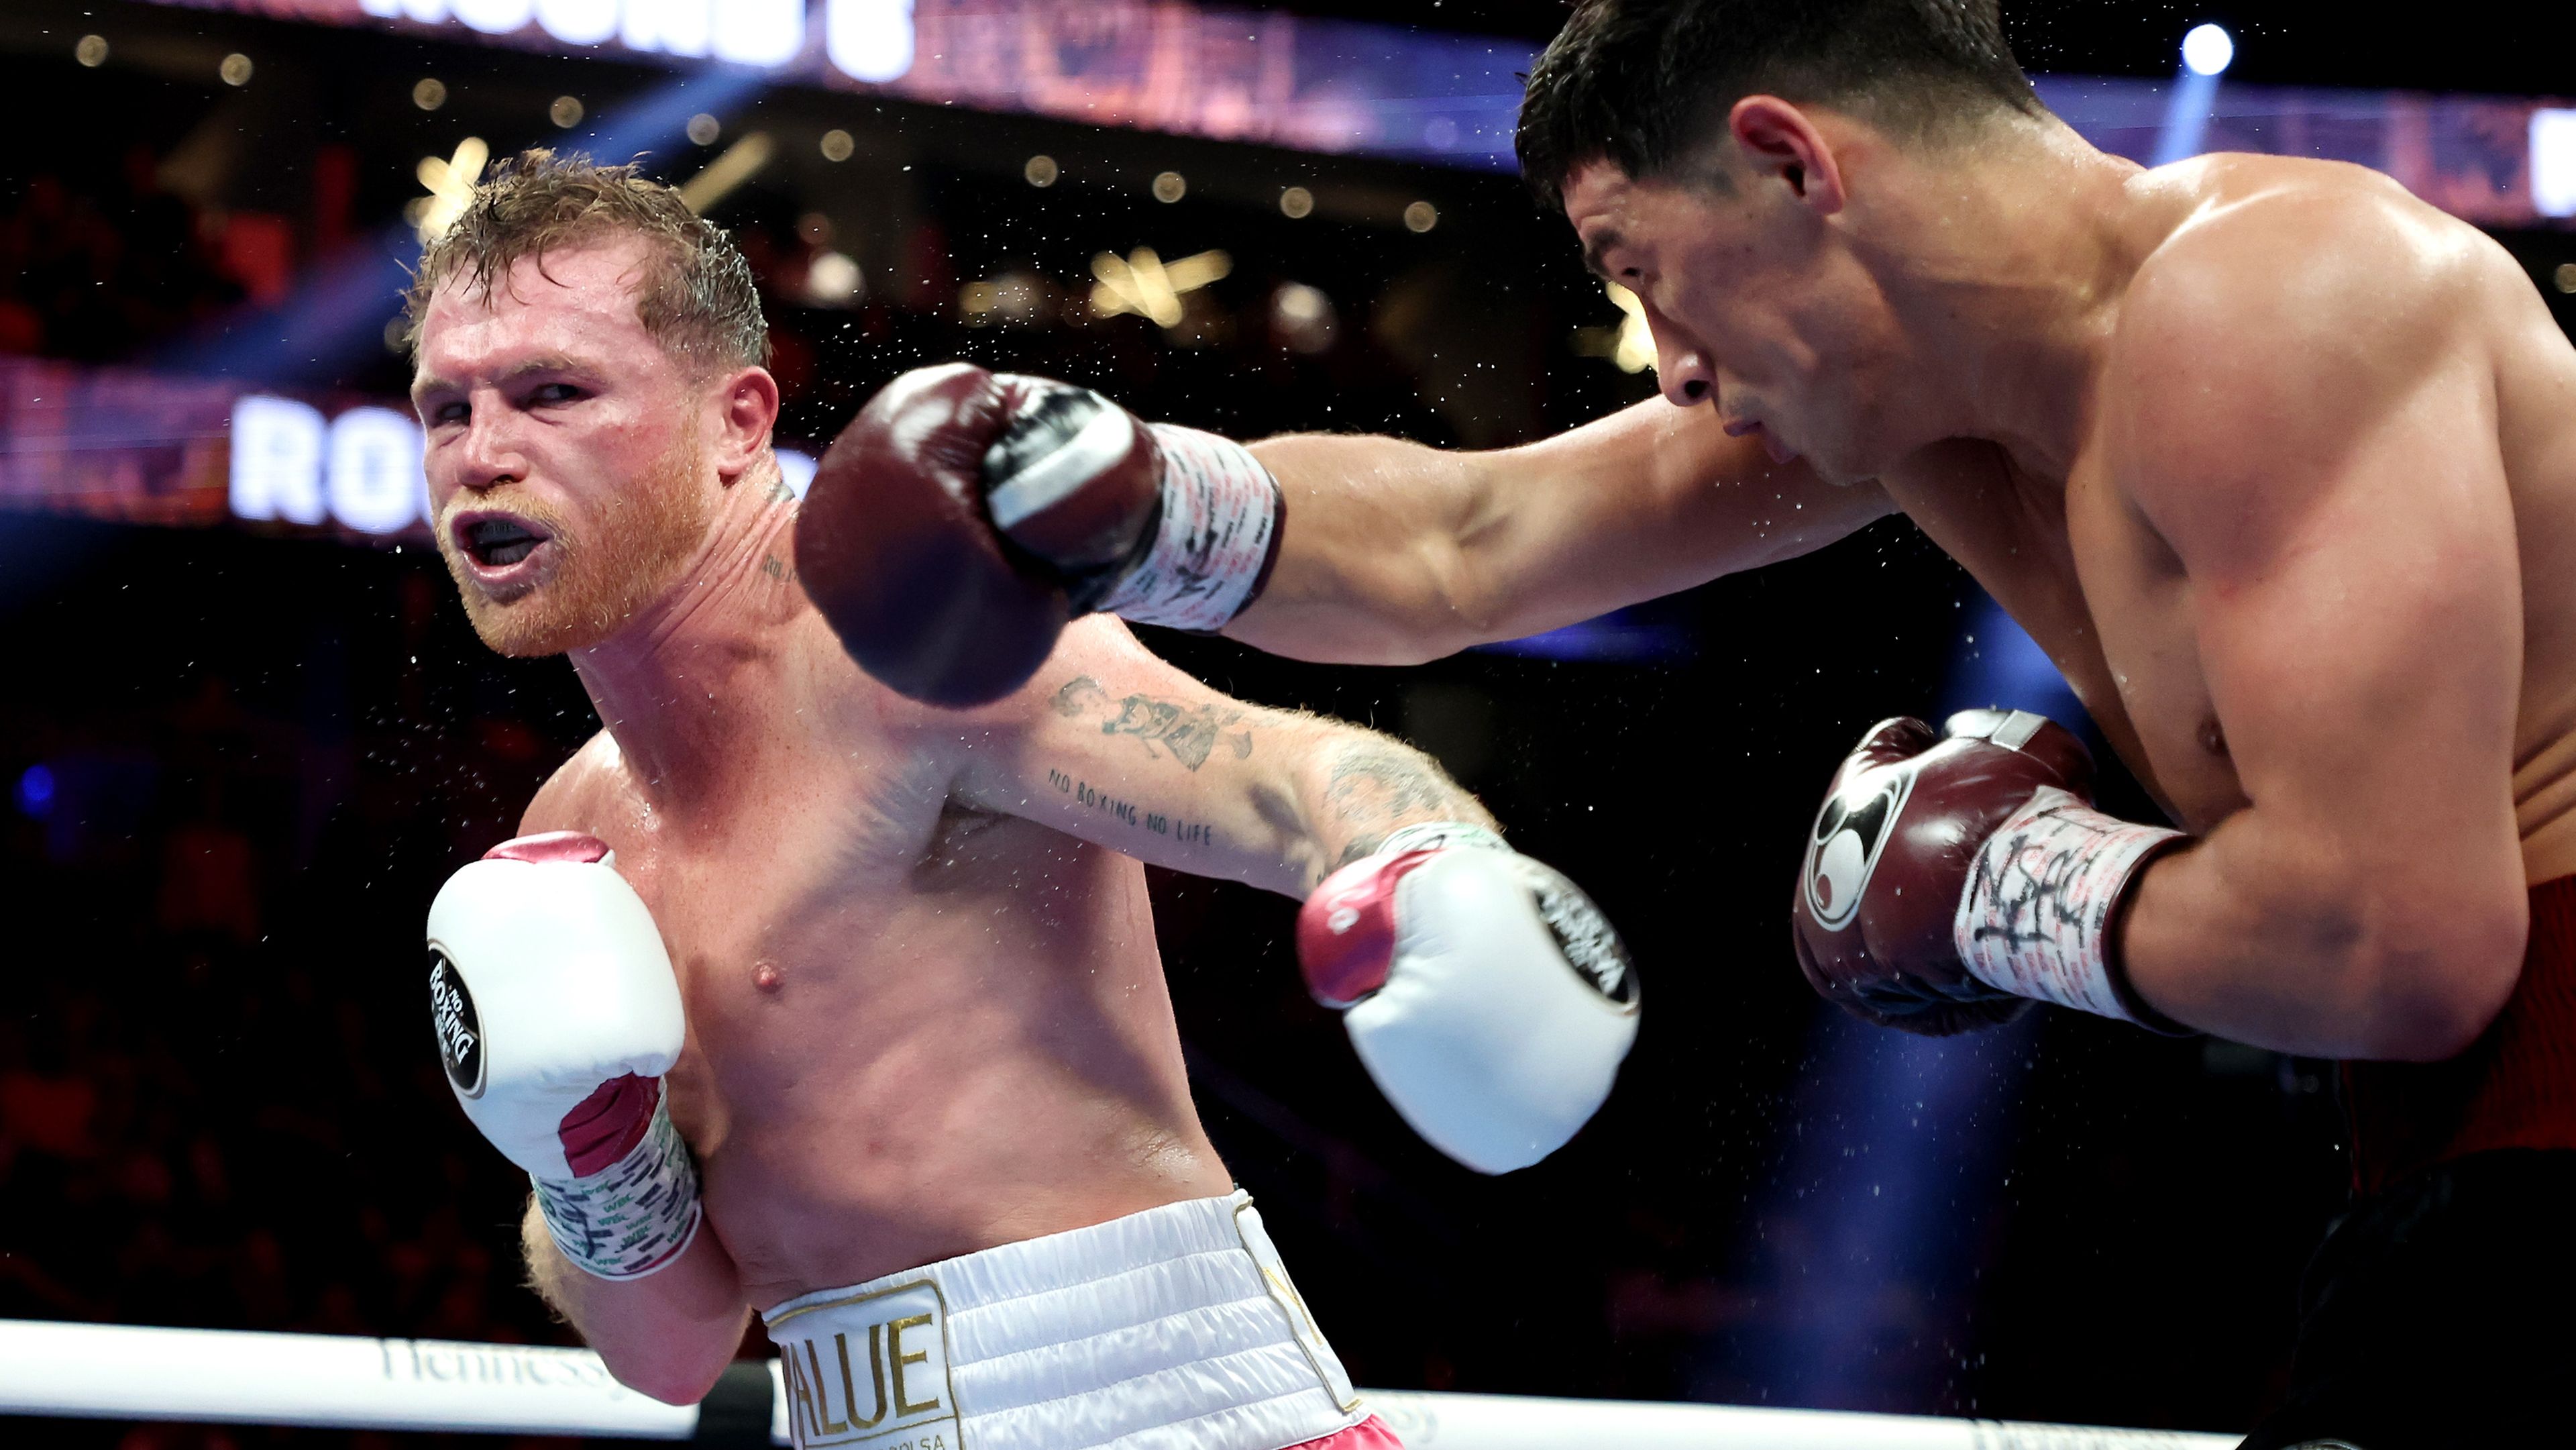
left=948, top=617, right=1495, bottom=895
left=2112, top=200, right=2529, bottom=1059
left=1231, top=396, right=1894, bottom=664
left=508, top=766, right=753, bottom=1405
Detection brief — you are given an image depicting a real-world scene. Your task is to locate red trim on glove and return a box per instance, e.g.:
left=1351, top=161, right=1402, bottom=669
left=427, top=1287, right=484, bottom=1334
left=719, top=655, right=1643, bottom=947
left=485, top=831, right=610, bottom=866
left=557, top=1072, right=659, bottom=1178
left=1297, top=850, right=1437, bottom=1008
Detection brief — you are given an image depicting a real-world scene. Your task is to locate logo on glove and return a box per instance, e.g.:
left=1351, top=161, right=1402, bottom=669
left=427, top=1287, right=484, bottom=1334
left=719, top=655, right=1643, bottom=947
left=428, top=949, right=485, bottom=1098
left=1513, top=860, right=1640, bottom=1008
left=1801, top=770, right=1916, bottom=932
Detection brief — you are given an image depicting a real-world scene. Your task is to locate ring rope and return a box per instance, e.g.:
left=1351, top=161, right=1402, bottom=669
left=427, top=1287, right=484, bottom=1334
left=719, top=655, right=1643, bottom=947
left=0, top=1319, right=2234, bottom=1449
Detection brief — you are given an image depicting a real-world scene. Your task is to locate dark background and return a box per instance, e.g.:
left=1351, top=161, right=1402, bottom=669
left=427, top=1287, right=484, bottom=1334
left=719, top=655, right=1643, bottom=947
left=0, top=1, right=2567, bottom=1445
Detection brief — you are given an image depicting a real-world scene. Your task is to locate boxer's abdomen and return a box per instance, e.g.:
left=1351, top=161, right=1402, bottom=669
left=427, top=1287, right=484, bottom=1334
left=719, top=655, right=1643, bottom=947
left=2345, top=874, right=2576, bottom=1194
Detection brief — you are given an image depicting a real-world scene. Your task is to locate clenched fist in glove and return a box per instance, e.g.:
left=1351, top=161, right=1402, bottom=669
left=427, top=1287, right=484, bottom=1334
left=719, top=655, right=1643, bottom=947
left=1295, top=823, right=1641, bottom=1174
left=427, top=831, right=701, bottom=1278
left=1790, top=709, right=2190, bottom=1037
left=796, top=362, right=1282, bottom=707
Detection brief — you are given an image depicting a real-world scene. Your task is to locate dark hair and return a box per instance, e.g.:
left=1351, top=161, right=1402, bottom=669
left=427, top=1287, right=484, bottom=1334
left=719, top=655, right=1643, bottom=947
left=1517, top=0, right=2045, bottom=211
left=402, top=148, right=770, bottom=372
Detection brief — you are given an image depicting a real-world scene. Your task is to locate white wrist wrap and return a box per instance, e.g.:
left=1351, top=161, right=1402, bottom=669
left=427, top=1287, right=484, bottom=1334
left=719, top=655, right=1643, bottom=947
left=1953, top=787, right=2183, bottom=1023
left=1095, top=425, right=1280, bottom=631
left=1379, top=821, right=1510, bottom=856
left=531, top=1090, right=702, bottom=1280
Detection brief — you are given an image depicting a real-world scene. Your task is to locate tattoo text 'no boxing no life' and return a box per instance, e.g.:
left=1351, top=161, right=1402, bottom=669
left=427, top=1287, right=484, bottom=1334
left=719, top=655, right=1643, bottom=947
left=1045, top=768, right=1217, bottom=846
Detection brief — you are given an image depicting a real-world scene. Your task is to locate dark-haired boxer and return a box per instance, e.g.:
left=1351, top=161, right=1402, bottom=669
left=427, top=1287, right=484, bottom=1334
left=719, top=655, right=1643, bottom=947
left=806, top=2, right=2576, bottom=1443
left=405, top=150, right=1638, bottom=1450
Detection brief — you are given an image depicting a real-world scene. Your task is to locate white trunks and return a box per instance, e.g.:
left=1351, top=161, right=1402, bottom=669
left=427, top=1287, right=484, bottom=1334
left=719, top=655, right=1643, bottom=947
left=761, top=1191, right=1368, bottom=1450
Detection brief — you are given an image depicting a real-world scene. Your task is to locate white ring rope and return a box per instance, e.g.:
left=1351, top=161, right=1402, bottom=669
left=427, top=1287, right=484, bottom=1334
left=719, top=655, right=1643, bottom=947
left=0, top=1319, right=2235, bottom=1449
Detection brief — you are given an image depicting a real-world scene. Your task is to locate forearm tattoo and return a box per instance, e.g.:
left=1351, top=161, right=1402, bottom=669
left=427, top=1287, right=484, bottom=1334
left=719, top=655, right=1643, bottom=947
left=1053, top=675, right=1256, bottom=771
left=1042, top=766, right=1220, bottom=847
left=1322, top=739, right=1489, bottom=868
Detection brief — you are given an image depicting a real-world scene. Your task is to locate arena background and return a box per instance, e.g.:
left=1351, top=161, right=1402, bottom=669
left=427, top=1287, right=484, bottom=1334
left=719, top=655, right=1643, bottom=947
left=1, top=1, right=2572, bottom=1443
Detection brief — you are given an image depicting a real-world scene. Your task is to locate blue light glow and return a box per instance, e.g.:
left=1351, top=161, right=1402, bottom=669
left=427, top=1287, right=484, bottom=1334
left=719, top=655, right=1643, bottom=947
left=15, top=764, right=55, bottom=818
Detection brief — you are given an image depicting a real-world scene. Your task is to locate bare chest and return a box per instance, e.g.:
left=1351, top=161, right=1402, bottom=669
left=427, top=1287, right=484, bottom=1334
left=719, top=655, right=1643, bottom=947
left=563, top=737, right=1156, bottom=1132
left=1890, top=445, right=2247, bottom=831
left=570, top=745, right=953, bottom=1098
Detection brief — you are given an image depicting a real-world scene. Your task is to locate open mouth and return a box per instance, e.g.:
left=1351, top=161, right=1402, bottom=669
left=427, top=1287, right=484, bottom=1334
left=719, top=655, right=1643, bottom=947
left=453, top=513, right=553, bottom=570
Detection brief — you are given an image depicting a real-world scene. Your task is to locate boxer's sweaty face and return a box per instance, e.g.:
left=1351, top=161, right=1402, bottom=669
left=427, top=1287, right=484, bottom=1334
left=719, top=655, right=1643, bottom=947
left=1564, top=158, right=1904, bottom=484
left=414, top=238, right=717, bottom=657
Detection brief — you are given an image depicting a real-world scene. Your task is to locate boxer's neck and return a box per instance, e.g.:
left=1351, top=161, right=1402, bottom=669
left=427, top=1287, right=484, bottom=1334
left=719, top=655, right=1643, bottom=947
left=1868, top=120, right=2152, bottom=482
left=572, top=458, right=802, bottom=806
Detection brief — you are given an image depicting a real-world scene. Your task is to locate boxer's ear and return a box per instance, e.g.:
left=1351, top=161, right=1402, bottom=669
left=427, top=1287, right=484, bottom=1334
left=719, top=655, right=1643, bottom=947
left=707, top=363, right=783, bottom=488
left=1726, top=96, right=1847, bottom=217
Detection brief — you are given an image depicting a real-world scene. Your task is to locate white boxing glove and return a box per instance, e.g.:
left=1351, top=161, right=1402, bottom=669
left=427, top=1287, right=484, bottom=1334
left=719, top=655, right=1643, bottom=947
left=1295, top=823, right=1641, bottom=1174
left=426, top=831, right=701, bottom=1278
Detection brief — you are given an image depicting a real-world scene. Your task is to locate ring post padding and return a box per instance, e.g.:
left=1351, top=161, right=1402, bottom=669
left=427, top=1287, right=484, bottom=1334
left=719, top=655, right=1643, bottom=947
left=0, top=1319, right=2235, bottom=1449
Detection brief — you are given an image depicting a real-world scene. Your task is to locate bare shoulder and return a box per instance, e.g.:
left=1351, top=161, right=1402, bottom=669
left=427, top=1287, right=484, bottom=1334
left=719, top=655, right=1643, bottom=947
left=2121, top=157, right=2487, bottom=380
left=2106, top=157, right=2504, bottom=522
left=519, top=729, right=625, bottom=836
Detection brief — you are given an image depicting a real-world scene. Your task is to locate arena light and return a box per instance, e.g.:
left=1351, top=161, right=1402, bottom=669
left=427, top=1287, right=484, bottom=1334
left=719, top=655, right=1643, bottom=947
left=361, top=0, right=812, bottom=69
left=1091, top=248, right=1230, bottom=329
left=2533, top=109, right=2576, bottom=219
left=2181, top=23, right=2234, bottom=77
left=13, top=765, right=54, bottom=819
left=826, top=0, right=916, bottom=83
left=677, top=132, right=775, bottom=214
left=1573, top=282, right=1656, bottom=375
left=2152, top=25, right=2230, bottom=166
left=806, top=252, right=863, bottom=306
left=1271, top=282, right=1336, bottom=354
left=411, top=137, right=489, bottom=242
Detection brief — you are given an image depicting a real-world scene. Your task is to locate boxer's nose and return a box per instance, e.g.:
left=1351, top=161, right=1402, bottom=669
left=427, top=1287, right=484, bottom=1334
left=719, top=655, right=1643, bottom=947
left=1652, top=329, right=1717, bottom=407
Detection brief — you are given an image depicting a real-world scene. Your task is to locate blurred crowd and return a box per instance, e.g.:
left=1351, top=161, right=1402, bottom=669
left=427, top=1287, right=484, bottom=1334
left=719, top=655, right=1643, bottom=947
left=0, top=150, right=247, bottom=364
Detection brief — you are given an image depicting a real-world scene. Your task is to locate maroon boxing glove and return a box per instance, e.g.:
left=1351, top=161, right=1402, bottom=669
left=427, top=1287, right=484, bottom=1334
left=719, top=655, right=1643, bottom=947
left=795, top=362, right=1281, bottom=708
left=1790, top=709, right=2188, bottom=1037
